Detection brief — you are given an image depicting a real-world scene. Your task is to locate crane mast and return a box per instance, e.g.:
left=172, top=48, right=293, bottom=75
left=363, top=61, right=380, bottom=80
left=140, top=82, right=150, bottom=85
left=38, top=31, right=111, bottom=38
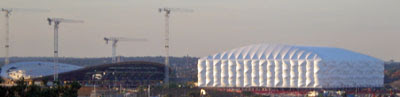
left=47, top=17, right=83, bottom=82
left=112, top=40, right=118, bottom=63
left=104, top=37, right=147, bottom=63
left=159, top=7, right=192, bottom=85
left=161, top=8, right=171, bottom=85
left=1, top=9, right=11, bottom=65
left=1, top=8, right=49, bottom=66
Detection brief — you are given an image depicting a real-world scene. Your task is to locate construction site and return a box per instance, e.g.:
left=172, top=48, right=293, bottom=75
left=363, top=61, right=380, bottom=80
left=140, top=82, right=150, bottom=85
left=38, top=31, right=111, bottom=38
left=1, top=0, right=400, bottom=97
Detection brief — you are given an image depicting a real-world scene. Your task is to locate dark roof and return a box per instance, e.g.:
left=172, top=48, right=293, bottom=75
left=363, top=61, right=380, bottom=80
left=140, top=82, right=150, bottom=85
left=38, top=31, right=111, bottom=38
left=34, top=61, right=166, bottom=81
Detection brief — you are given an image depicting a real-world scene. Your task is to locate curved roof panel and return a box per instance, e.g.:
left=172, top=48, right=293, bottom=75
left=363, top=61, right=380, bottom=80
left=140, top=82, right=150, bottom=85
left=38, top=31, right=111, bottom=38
left=200, top=44, right=381, bottom=62
left=1, top=61, right=83, bottom=80
left=198, top=44, right=384, bottom=88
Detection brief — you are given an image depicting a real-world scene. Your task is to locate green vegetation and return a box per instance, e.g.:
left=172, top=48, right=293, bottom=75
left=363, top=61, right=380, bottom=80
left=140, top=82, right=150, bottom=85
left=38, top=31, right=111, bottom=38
left=187, top=91, right=200, bottom=97
left=0, top=78, right=81, bottom=97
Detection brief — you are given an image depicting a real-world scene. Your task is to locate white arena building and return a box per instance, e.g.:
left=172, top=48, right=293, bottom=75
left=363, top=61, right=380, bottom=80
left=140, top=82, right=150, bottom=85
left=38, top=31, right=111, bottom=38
left=1, top=62, right=83, bottom=80
left=197, top=44, right=384, bottom=88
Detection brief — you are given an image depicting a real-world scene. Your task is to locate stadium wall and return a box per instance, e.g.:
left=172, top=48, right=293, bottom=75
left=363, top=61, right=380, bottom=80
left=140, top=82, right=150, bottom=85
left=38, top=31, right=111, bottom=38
left=197, top=44, right=384, bottom=88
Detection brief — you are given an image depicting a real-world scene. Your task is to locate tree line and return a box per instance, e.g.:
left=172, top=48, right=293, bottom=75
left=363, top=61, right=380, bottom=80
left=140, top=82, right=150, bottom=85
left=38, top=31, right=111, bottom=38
left=0, top=78, right=81, bottom=97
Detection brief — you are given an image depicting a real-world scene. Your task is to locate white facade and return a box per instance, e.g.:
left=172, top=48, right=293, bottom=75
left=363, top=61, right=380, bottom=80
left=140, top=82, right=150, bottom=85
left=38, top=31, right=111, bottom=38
left=198, top=44, right=384, bottom=88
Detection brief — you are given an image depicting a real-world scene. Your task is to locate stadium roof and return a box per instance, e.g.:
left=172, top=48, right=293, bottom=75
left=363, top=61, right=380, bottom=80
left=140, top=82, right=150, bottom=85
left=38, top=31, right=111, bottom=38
left=1, top=61, right=83, bottom=80
left=34, top=61, right=167, bottom=81
left=200, top=44, right=382, bottom=62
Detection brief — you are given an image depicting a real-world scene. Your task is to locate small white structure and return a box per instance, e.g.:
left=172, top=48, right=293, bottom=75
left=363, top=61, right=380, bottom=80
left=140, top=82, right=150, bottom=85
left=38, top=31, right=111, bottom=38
left=8, top=70, right=30, bottom=79
left=1, top=61, right=83, bottom=80
left=197, top=44, right=384, bottom=88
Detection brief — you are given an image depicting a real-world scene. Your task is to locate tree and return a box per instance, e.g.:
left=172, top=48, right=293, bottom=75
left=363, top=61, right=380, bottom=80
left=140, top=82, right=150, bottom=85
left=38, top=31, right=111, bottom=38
left=0, top=86, right=12, bottom=97
left=26, top=85, right=42, bottom=97
left=188, top=91, right=200, bottom=97
left=41, top=88, right=59, bottom=97
left=15, top=78, right=28, bottom=97
left=62, top=81, right=81, bottom=97
left=0, top=79, right=81, bottom=97
left=242, top=91, right=253, bottom=97
left=0, top=77, right=4, bottom=83
left=164, top=93, right=173, bottom=97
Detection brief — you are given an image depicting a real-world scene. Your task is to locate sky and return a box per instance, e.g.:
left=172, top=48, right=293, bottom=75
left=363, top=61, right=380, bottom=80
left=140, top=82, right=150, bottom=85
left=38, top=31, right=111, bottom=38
left=0, top=0, right=399, bottom=61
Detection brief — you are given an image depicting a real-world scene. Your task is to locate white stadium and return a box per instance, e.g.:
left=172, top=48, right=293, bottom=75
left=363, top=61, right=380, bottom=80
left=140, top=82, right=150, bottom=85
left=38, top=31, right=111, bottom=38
left=1, top=62, right=83, bottom=80
left=197, top=44, right=384, bottom=88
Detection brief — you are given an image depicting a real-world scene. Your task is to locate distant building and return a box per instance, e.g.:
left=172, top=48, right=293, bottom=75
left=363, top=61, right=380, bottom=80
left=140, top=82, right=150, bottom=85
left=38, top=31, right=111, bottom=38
left=384, top=60, right=400, bottom=65
left=35, top=61, right=167, bottom=88
left=198, top=44, right=384, bottom=88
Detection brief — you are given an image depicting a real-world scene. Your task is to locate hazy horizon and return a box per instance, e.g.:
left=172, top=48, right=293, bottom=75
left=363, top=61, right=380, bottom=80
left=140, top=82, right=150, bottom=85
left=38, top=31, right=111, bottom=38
left=1, top=0, right=399, bottom=61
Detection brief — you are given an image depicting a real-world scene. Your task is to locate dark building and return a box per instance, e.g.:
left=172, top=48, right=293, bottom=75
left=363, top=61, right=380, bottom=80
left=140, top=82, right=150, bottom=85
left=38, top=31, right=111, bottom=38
left=35, top=61, right=167, bottom=88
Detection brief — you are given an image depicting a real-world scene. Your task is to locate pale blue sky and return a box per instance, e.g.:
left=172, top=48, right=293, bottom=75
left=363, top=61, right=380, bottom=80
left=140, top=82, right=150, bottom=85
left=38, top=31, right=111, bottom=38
left=0, top=0, right=399, bottom=61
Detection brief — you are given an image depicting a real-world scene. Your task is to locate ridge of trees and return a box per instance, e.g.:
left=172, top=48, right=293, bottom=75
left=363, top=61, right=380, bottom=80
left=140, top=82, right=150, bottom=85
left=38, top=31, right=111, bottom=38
left=0, top=78, right=81, bottom=97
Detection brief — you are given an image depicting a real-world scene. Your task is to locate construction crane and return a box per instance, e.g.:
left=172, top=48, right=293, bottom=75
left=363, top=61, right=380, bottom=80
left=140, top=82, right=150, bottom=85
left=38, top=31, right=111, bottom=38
left=104, top=37, right=147, bottom=63
left=158, top=7, right=193, bottom=84
left=1, top=8, right=48, bottom=65
left=47, top=17, right=83, bottom=81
